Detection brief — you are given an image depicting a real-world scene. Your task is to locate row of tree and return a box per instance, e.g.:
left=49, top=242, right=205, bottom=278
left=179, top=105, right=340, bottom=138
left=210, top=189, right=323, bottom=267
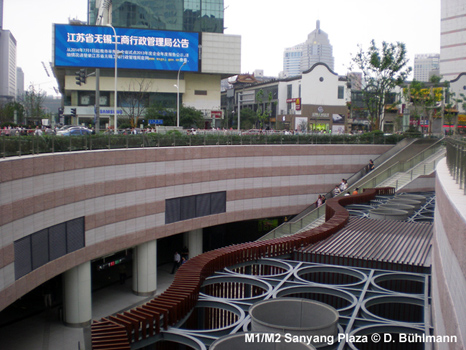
left=115, top=79, right=207, bottom=129
left=0, top=85, right=47, bottom=127
left=351, top=40, right=465, bottom=134
left=3, top=40, right=464, bottom=133
left=115, top=80, right=274, bottom=130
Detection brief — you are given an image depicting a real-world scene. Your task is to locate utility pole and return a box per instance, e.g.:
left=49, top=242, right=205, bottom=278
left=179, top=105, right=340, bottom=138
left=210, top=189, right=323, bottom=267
left=95, top=0, right=113, bottom=132
left=95, top=69, right=100, bottom=132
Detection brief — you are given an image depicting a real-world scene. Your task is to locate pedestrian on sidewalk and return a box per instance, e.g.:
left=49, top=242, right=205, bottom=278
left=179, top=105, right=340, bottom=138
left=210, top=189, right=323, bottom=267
left=171, top=251, right=181, bottom=274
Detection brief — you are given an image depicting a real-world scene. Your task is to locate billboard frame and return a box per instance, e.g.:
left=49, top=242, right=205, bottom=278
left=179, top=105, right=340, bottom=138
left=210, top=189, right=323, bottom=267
left=53, top=23, right=201, bottom=73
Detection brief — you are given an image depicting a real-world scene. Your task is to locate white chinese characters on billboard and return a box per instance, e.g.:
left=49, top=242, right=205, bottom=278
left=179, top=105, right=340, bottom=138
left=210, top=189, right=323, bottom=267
left=54, top=24, right=200, bottom=72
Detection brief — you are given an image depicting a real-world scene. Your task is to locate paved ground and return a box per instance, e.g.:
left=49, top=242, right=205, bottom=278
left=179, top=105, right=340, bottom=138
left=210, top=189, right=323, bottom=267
left=0, top=263, right=175, bottom=350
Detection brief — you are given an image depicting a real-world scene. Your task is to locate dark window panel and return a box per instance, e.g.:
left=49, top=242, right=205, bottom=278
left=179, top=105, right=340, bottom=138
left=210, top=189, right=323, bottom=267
left=166, top=198, right=181, bottom=224
left=180, top=195, right=196, bottom=221
left=66, top=217, right=85, bottom=252
left=196, top=193, right=211, bottom=217
left=14, top=236, right=32, bottom=280
left=210, top=191, right=226, bottom=214
left=31, top=229, right=49, bottom=270
left=49, top=223, right=67, bottom=260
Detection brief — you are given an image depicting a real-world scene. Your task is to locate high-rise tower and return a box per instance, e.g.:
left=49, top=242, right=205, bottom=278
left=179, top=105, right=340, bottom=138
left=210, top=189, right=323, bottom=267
left=283, top=20, right=335, bottom=77
left=88, top=0, right=224, bottom=33
left=300, top=20, right=334, bottom=72
left=414, top=54, right=440, bottom=82
left=283, top=43, right=304, bottom=77
left=0, top=0, right=3, bottom=30
left=440, top=0, right=466, bottom=80
left=0, top=0, right=17, bottom=102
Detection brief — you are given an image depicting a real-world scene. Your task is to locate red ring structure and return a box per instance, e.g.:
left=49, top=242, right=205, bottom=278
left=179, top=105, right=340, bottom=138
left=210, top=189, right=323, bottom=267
left=90, top=187, right=395, bottom=350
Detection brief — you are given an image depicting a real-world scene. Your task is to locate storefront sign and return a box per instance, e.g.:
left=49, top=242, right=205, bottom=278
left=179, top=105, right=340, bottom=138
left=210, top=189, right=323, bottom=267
left=286, top=98, right=301, bottom=111
left=312, top=112, right=330, bottom=118
left=211, top=111, right=223, bottom=119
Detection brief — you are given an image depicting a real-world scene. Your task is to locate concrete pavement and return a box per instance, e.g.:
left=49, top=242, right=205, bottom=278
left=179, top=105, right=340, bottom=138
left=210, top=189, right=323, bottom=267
left=0, top=263, right=174, bottom=350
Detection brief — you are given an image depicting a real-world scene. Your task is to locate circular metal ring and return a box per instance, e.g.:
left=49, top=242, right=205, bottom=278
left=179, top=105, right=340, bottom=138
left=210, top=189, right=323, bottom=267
left=200, top=275, right=273, bottom=302
left=294, top=265, right=368, bottom=287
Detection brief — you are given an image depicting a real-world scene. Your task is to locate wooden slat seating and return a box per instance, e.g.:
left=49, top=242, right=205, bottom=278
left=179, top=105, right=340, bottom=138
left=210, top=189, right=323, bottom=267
left=91, top=319, right=131, bottom=350
left=108, top=315, right=134, bottom=341
left=131, top=308, right=157, bottom=337
left=91, top=187, right=393, bottom=349
left=141, top=303, right=165, bottom=331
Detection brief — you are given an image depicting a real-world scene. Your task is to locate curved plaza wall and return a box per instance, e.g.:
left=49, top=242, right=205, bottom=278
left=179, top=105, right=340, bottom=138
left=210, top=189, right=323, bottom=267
left=433, top=158, right=466, bottom=349
left=0, top=144, right=391, bottom=311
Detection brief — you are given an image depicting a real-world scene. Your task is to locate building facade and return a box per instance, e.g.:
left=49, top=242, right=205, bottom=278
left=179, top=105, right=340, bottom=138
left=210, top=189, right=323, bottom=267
left=0, top=144, right=393, bottom=325
left=282, top=43, right=303, bottom=78
left=440, top=0, right=466, bottom=81
left=0, top=29, right=16, bottom=103
left=223, top=63, right=349, bottom=133
left=300, top=20, right=334, bottom=72
left=282, top=20, right=334, bottom=78
left=52, top=0, right=239, bottom=128
left=298, top=63, right=346, bottom=132
left=16, top=67, right=23, bottom=98
left=88, top=0, right=224, bottom=33
left=414, top=53, right=440, bottom=82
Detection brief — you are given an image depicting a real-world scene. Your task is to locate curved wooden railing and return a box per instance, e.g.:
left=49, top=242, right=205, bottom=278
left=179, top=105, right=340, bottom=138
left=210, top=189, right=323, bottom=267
left=90, top=187, right=395, bottom=350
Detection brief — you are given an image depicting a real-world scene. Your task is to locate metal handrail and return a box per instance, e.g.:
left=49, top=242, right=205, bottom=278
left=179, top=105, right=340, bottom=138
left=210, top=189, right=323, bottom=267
left=0, top=132, right=415, bottom=159
left=445, top=137, right=466, bottom=195
left=356, top=138, right=444, bottom=191
left=258, top=138, right=445, bottom=241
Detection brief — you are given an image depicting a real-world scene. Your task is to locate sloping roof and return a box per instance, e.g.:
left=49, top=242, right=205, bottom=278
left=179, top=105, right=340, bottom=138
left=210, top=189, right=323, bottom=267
left=297, top=217, right=432, bottom=272
left=231, top=74, right=258, bottom=84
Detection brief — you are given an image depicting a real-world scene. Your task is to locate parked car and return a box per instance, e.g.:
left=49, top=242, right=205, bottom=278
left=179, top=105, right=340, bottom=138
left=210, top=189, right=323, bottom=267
left=56, top=126, right=92, bottom=136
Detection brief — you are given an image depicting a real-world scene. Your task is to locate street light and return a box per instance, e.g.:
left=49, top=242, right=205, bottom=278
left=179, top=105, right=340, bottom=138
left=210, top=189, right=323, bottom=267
left=107, top=24, right=119, bottom=133
left=176, top=61, right=187, bottom=127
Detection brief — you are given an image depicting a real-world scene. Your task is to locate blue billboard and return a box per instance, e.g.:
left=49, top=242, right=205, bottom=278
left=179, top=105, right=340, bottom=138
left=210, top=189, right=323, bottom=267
left=54, top=24, right=199, bottom=72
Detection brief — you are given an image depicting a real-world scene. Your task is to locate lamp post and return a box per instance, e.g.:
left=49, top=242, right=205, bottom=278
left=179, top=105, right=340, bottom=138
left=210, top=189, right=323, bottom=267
left=176, top=61, right=187, bottom=127
left=237, top=92, right=241, bottom=131
left=107, top=24, right=119, bottom=133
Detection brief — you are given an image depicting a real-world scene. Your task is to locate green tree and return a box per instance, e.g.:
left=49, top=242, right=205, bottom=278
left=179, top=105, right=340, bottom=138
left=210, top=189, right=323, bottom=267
left=179, top=105, right=205, bottom=129
left=145, top=102, right=176, bottom=126
left=429, top=75, right=442, bottom=84
left=0, top=101, right=25, bottom=125
left=403, top=80, right=444, bottom=134
left=351, top=40, right=412, bottom=131
left=237, top=107, right=256, bottom=130
left=444, top=92, right=457, bottom=135
left=144, top=104, right=205, bottom=129
left=445, top=91, right=466, bottom=135
left=21, top=85, right=46, bottom=124
left=120, top=78, right=152, bottom=128
left=255, top=89, right=273, bottom=129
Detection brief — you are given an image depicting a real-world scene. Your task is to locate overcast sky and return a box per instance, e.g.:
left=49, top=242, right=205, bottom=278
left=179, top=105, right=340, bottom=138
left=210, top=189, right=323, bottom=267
left=3, top=0, right=440, bottom=97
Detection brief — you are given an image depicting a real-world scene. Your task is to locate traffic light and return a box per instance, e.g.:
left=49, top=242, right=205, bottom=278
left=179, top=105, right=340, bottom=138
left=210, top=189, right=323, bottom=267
left=75, top=69, right=87, bottom=85
left=75, top=70, right=81, bottom=85
left=80, top=69, right=86, bottom=84
left=71, top=108, right=77, bottom=116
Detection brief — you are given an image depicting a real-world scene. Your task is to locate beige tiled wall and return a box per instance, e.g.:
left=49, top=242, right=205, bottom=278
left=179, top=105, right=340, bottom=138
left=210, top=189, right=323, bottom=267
left=0, top=144, right=392, bottom=310
left=432, top=159, right=466, bottom=348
